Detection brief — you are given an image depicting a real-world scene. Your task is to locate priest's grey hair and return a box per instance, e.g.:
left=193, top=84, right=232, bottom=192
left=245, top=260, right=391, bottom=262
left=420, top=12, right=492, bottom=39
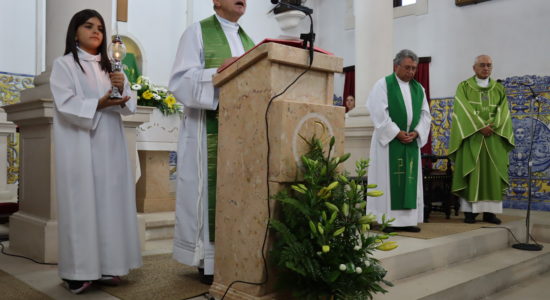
left=393, top=49, right=419, bottom=65
left=474, top=54, right=491, bottom=65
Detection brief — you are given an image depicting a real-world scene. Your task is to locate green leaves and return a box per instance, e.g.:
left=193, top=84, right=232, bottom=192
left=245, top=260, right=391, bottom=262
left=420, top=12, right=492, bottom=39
left=270, top=135, right=394, bottom=299
left=333, top=227, right=346, bottom=236
left=324, top=201, right=339, bottom=212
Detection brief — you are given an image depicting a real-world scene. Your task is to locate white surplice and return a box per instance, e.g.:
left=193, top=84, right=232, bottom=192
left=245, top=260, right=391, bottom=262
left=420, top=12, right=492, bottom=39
left=365, top=75, right=432, bottom=227
left=168, top=15, right=248, bottom=275
left=50, top=48, right=142, bottom=280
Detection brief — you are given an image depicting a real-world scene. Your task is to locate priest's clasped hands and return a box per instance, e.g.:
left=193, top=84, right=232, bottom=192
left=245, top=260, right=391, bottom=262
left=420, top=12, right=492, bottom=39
left=97, top=72, right=130, bottom=109
left=396, top=130, right=419, bottom=144
left=479, top=124, right=494, bottom=136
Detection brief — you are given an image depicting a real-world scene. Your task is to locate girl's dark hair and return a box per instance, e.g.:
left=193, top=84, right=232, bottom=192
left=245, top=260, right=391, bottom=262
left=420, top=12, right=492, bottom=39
left=64, top=9, right=112, bottom=73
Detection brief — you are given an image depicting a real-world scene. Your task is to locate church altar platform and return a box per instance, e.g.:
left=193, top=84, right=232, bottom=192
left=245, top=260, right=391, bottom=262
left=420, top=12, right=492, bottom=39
left=0, top=209, right=548, bottom=300
left=372, top=209, right=550, bottom=300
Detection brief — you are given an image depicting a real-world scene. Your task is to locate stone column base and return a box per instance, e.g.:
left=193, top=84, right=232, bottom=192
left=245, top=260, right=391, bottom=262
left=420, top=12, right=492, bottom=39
left=8, top=212, right=58, bottom=263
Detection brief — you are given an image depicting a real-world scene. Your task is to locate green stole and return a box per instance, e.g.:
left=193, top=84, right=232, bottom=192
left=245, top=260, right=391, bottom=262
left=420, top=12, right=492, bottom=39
left=200, top=15, right=254, bottom=241
left=386, top=74, right=424, bottom=210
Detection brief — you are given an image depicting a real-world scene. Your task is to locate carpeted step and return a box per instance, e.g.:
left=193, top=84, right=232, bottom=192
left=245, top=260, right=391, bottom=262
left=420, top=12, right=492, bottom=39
left=375, top=219, right=525, bottom=282
left=373, top=243, right=550, bottom=300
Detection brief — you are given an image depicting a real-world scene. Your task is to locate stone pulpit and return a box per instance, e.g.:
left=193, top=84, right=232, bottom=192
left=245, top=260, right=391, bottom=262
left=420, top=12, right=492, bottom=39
left=209, top=42, right=344, bottom=299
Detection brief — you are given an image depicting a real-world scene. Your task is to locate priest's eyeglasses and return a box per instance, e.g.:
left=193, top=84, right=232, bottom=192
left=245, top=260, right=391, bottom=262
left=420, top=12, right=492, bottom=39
left=477, top=63, right=492, bottom=68
left=401, top=65, right=417, bottom=71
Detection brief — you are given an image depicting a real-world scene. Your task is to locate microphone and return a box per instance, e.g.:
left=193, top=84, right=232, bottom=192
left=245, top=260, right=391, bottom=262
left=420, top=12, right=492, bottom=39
left=501, top=79, right=546, bottom=105
left=270, top=0, right=315, bottom=65
left=270, top=0, right=314, bottom=15
left=518, top=80, right=539, bottom=101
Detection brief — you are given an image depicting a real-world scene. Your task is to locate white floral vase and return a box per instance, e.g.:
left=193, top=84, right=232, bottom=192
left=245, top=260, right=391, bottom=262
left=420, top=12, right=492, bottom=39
left=136, top=107, right=181, bottom=151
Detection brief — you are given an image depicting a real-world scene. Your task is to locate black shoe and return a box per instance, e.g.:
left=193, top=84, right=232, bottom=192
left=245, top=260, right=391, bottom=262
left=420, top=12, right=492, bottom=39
left=483, top=212, right=502, bottom=224
left=198, top=267, right=214, bottom=285
left=402, top=226, right=421, bottom=232
left=63, top=279, right=92, bottom=294
left=383, top=226, right=421, bottom=233
left=382, top=226, right=396, bottom=233
left=200, top=274, right=214, bottom=285
left=464, top=212, right=478, bottom=224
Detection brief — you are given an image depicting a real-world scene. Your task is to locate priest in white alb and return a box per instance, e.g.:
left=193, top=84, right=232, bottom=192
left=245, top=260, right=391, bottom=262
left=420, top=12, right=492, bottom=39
left=365, top=49, right=432, bottom=233
left=168, top=0, right=254, bottom=284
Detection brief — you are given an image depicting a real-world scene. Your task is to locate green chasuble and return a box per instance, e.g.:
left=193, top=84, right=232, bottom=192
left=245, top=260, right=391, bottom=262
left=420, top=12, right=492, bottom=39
left=200, top=15, right=255, bottom=241
left=448, top=76, right=514, bottom=202
left=386, top=74, right=424, bottom=210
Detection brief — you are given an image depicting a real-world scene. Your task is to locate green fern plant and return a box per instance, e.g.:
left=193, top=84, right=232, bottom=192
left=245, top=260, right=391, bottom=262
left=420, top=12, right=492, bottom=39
left=270, top=136, right=396, bottom=299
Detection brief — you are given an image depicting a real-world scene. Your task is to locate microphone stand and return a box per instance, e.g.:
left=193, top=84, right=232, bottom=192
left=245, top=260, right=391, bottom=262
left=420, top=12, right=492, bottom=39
left=273, top=1, right=315, bottom=65
left=512, top=82, right=543, bottom=251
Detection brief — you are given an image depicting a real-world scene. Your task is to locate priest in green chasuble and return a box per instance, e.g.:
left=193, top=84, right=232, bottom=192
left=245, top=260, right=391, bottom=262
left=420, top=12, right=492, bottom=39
left=366, top=49, right=432, bottom=233
left=449, top=55, right=514, bottom=224
left=168, top=0, right=254, bottom=283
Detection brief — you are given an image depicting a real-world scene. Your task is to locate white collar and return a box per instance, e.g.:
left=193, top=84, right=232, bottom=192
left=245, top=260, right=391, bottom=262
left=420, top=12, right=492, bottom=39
left=475, top=76, right=490, bottom=88
left=215, top=14, right=240, bottom=32
left=395, top=74, right=409, bottom=85
left=77, top=47, right=101, bottom=62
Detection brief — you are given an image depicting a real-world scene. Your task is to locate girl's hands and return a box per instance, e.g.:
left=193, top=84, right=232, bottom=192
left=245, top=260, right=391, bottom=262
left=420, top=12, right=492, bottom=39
left=109, top=72, right=125, bottom=92
left=97, top=90, right=130, bottom=110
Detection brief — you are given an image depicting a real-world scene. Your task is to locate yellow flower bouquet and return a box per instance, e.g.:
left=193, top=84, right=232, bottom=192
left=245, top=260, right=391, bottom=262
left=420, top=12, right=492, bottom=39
left=131, top=76, right=181, bottom=115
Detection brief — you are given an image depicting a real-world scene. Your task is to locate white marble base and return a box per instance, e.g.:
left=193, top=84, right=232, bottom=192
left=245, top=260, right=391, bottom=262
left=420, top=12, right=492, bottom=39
left=8, top=212, right=58, bottom=263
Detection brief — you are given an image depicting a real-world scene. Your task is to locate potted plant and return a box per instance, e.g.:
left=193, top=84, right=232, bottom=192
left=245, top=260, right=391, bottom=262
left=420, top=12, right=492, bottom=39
left=270, top=136, right=396, bottom=299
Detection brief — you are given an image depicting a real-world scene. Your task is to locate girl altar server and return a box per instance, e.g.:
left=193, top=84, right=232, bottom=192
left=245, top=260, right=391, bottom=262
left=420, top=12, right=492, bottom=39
left=50, top=9, right=142, bottom=294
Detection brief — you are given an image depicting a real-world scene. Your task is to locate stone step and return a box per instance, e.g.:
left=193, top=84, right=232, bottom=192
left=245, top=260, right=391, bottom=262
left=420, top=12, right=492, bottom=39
left=144, top=212, right=175, bottom=241
left=143, top=238, right=173, bottom=256
left=139, top=212, right=175, bottom=241
left=373, top=243, right=550, bottom=300
left=483, top=270, right=550, bottom=300
left=375, top=219, right=526, bottom=282
left=533, top=223, right=550, bottom=243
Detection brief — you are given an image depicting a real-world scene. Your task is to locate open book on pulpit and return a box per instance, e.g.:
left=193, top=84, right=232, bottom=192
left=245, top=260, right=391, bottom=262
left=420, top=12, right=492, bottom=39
left=217, top=38, right=333, bottom=72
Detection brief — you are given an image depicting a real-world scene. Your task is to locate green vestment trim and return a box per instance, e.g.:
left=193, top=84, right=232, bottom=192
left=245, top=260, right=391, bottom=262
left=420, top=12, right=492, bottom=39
left=448, top=76, right=514, bottom=202
left=200, top=15, right=255, bottom=241
left=386, top=74, right=424, bottom=210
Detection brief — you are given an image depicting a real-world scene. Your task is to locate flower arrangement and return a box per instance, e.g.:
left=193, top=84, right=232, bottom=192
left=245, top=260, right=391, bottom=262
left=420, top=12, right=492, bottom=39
left=131, top=76, right=181, bottom=115
left=270, top=136, right=396, bottom=299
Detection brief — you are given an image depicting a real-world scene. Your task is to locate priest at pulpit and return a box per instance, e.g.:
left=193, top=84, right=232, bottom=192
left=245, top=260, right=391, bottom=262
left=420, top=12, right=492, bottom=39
left=168, top=0, right=255, bottom=284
